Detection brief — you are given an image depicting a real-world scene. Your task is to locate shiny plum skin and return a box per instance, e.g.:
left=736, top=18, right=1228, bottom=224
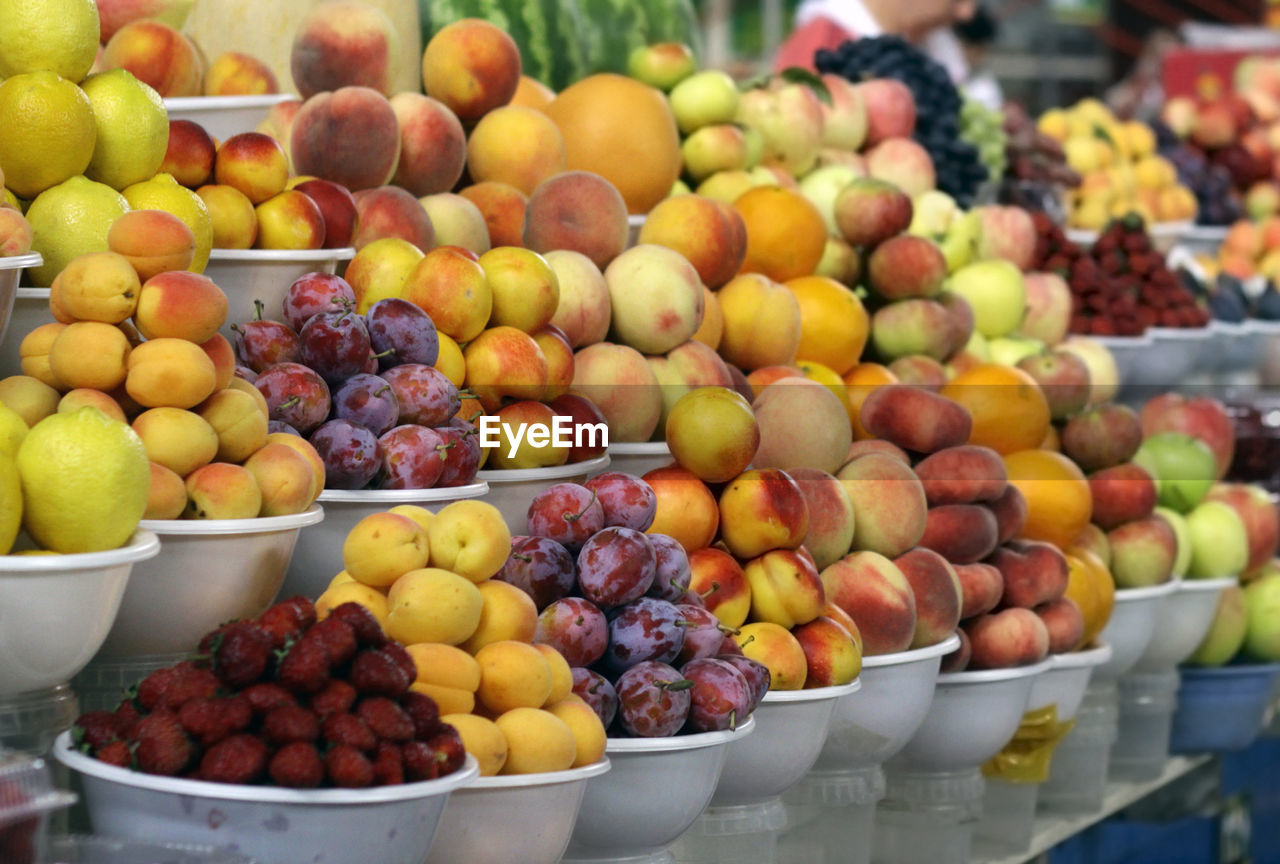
left=233, top=319, right=301, bottom=372
left=333, top=373, right=400, bottom=437
left=526, top=483, right=604, bottom=549
left=283, top=273, right=356, bottom=332
left=268, top=420, right=300, bottom=436
left=434, top=422, right=480, bottom=487
left=494, top=535, right=576, bottom=610
left=576, top=527, right=656, bottom=610
left=615, top=661, right=691, bottom=738
left=716, top=654, right=770, bottom=711
left=680, top=657, right=753, bottom=733
left=534, top=597, right=608, bottom=668
left=381, top=364, right=459, bottom=427
left=299, top=310, right=373, bottom=384
left=675, top=604, right=726, bottom=665
left=646, top=533, right=693, bottom=603
left=602, top=598, right=685, bottom=676
left=366, top=298, right=439, bottom=369
left=255, top=362, right=331, bottom=434
left=234, top=365, right=257, bottom=383
left=583, top=472, right=657, bottom=531
left=377, top=424, right=445, bottom=489
left=548, top=393, right=609, bottom=463
left=310, top=419, right=381, bottom=490
left=571, top=668, right=618, bottom=728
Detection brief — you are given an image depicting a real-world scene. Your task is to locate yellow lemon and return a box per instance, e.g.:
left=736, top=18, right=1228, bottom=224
left=122, top=173, right=213, bottom=271
left=81, top=69, right=169, bottom=191
left=0, top=403, right=29, bottom=459
left=24, top=175, right=129, bottom=286
left=0, top=72, right=97, bottom=200
left=0, top=0, right=99, bottom=83
left=0, top=453, right=21, bottom=554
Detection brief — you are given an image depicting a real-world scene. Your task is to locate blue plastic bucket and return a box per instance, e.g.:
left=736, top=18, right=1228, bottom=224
left=1170, top=663, right=1280, bottom=754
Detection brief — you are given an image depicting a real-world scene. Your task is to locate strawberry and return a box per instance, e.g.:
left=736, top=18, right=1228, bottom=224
left=197, top=621, right=238, bottom=655
left=372, top=741, right=404, bottom=786
left=401, top=691, right=441, bottom=741
left=133, top=711, right=193, bottom=776
left=263, top=705, right=320, bottom=745
left=156, top=662, right=220, bottom=710
left=113, top=700, right=142, bottom=739
left=305, top=617, right=357, bottom=666
left=257, top=604, right=306, bottom=649
left=278, top=595, right=317, bottom=629
left=309, top=679, right=357, bottom=718
left=428, top=725, right=466, bottom=776
left=213, top=621, right=274, bottom=688
left=350, top=649, right=410, bottom=698
left=269, top=742, right=325, bottom=788
left=380, top=642, right=417, bottom=683
left=95, top=739, right=132, bottom=768
left=135, top=667, right=177, bottom=711
left=277, top=637, right=330, bottom=694
left=178, top=695, right=252, bottom=747
left=198, top=734, right=268, bottom=785
left=242, top=682, right=297, bottom=714
left=356, top=698, right=413, bottom=742
left=323, top=713, right=377, bottom=752
left=326, top=744, right=374, bottom=788
left=401, top=741, right=439, bottom=782
left=74, top=711, right=123, bottom=750
left=328, top=603, right=388, bottom=647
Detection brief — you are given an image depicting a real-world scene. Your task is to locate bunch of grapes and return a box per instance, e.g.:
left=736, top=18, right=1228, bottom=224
left=815, top=36, right=989, bottom=206
left=960, top=98, right=1007, bottom=184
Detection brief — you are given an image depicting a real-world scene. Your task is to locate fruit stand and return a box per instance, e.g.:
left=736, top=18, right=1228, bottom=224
left=2, top=2, right=1280, bottom=864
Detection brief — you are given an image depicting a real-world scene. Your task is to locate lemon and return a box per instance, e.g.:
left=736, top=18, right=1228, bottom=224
left=0, top=0, right=99, bottom=83
left=81, top=70, right=169, bottom=191
left=17, top=406, right=149, bottom=553
left=25, top=176, right=129, bottom=286
left=0, top=72, right=97, bottom=200
left=123, top=174, right=213, bottom=272
left=0, top=403, right=30, bottom=459
left=0, top=453, right=21, bottom=554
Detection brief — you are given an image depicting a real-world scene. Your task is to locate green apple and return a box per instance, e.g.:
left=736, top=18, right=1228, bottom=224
left=939, top=210, right=980, bottom=273
left=908, top=190, right=959, bottom=237
left=742, top=125, right=764, bottom=169
left=1154, top=506, right=1192, bottom=577
left=681, top=124, right=749, bottom=182
left=627, top=42, right=697, bottom=91
left=1186, top=584, right=1247, bottom=666
left=798, top=164, right=859, bottom=234
left=964, top=331, right=990, bottom=361
left=944, top=259, right=1026, bottom=338
left=669, top=178, right=692, bottom=197
left=669, top=70, right=741, bottom=135
left=1244, top=573, right=1280, bottom=660
left=1186, top=500, right=1250, bottom=579
left=1133, top=432, right=1216, bottom=513
left=987, top=335, right=1044, bottom=367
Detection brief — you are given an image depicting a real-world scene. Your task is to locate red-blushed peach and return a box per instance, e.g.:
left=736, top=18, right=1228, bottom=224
left=859, top=385, right=972, bottom=455
left=346, top=237, right=424, bottom=314
left=459, top=181, right=528, bottom=248
left=940, top=628, right=971, bottom=672
left=422, top=19, right=522, bottom=123
left=291, top=86, right=402, bottom=192
left=134, top=271, right=227, bottom=344
left=919, top=504, right=1000, bottom=565
left=546, top=249, right=610, bottom=348
left=794, top=615, right=862, bottom=687
left=820, top=551, right=917, bottom=655
left=718, top=467, right=810, bottom=559
left=254, top=190, right=326, bottom=251
left=200, top=334, right=236, bottom=392
left=1037, top=596, right=1085, bottom=654
left=1088, top=462, right=1157, bottom=530
left=645, top=466, right=721, bottom=555
left=466, top=106, right=567, bottom=196
left=291, top=0, right=398, bottom=99
left=292, top=179, right=359, bottom=249
left=648, top=339, right=735, bottom=429
left=402, top=245, right=492, bottom=342
left=462, top=325, right=549, bottom=411
left=693, top=286, right=723, bottom=350
left=213, top=132, right=289, bottom=205
left=893, top=547, right=963, bottom=649
left=511, top=74, right=555, bottom=110
left=913, top=445, right=1007, bottom=506
left=390, top=93, right=467, bottom=197
left=523, top=171, right=629, bottom=270
left=664, top=385, right=757, bottom=484
left=752, top=377, right=852, bottom=475
left=160, top=120, right=216, bottom=188
left=107, top=209, right=196, bottom=280
left=352, top=186, right=436, bottom=252
left=888, top=355, right=948, bottom=390
left=865, top=138, right=936, bottom=198
left=571, top=341, right=662, bottom=442
left=744, top=548, right=825, bottom=629
left=532, top=325, right=574, bottom=401
left=688, top=547, right=751, bottom=628
left=256, top=99, right=302, bottom=165
left=144, top=460, right=187, bottom=520
left=637, top=194, right=746, bottom=290
left=420, top=193, right=490, bottom=254
left=196, top=184, right=258, bottom=250
left=988, top=484, right=1028, bottom=545
left=845, top=439, right=911, bottom=465
left=717, top=273, right=802, bottom=372
left=954, top=562, right=1004, bottom=620
left=204, top=51, right=279, bottom=96
left=745, top=365, right=803, bottom=397
left=964, top=608, right=1051, bottom=669
left=479, top=246, right=560, bottom=334
left=836, top=454, right=928, bottom=558
left=604, top=244, right=704, bottom=356
left=734, top=621, right=809, bottom=691
left=0, top=206, right=34, bottom=257
left=989, top=540, right=1070, bottom=609
left=484, top=399, right=570, bottom=469
left=101, top=20, right=203, bottom=98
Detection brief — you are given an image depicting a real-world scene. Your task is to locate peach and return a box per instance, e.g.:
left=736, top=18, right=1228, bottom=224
left=571, top=342, right=662, bottom=443
left=420, top=193, right=490, bottom=254
left=638, top=195, right=746, bottom=290
left=264, top=431, right=325, bottom=504
left=888, top=355, right=948, bottom=390
left=746, top=365, right=803, bottom=397
left=794, top=615, right=862, bottom=687
left=462, top=326, right=549, bottom=411
left=955, top=562, right=1004, bottom=620
left=293, top=179, right=359, bottom=249
left=256, top=99, right=302, bottom=164
left=744, top=548, right=825, bottom=630
left=648, top=339, right=734, bottom=428
left=144, top=461, right=187, bottom=520
left=459, top=181, right=528, bottom=248
left=48, top=322, right=131, bottom=392
left=388, top=93, right=466, bottom=196
left=467, top=106, right=567, bottom=196
left=988, top=485, right=1028, bottom=545
left=1037, top=596, right=1085, bottom=654
left=197, top=388, right=268, bottom=463
left=836, top=453, right=928, bottom=558
left=532, top=326, right=574, bottom=401
left=663, top=383, right=755, bottom=483
left=919, top=504, right=1000, bottom=565
left=913, top=445, right=1007, bottom=506
left=735, top=621, right=809, bottom=691
left=716, top=273, right=802, bottom=371
left=291, top=86, right=402, bottom=192
left=19, top=323, right=65, bottom=390
left=893, top=547, right=963, bottom=649
left=108, top=209, right=197, bottom=278
left=688, top=546, right=751, bottom=627
left=0, top=207, right=34, bottom=258
left=964, top=608, right=1050, bottom=670
left=422, top=19, right=521, bottom=123
left=694, top=286, right=723, bottom=349
left=126, top=337, right=218, bottom=409
left=57, top=388, right=126, bottom=424
left=644, top=465, right=720, bottom=554
left=718, top=468, right=810, bottom=559
left=214, top=133, right=289, bottom=205
left=255, top=190, right=326, bottom=251
left=196, top=184, right=258, bottom=250
left=485, top=400, right=569, bottom=469
left=865, top=138, right=936, bottom=198
left=200, top=334, right=236, bottom=391
left=134, top=270, right=228, bottom=344
left=204, top=52, right=279, bottom=96
left=512, top=74, right=556, bottom=109
left=941, top=629, right=972, bottom=672
left=845, top=439, right=910, bottom=464
left=820, top=551, right=917, bottom=655
left=53, top=251, right=140, bottom=324
left=859, top=385, right=971, bottom=455
left=990, top=540, right=1069, bottom=609
left=1088, top=462, right=1157, bottom=530
left=604, top=244, right=703, bottom=356
left=752, top=377, right=852, bottom=475
left=102, top=19, right=203, bottom=98
left=479, top=246, right=560, bottom=333
left=523, top=171, right=629, bottom=269
left=785, top=467, right=855, bottom=570
left=352, top=186, right=435, bottom=252
left=546, top=249, right=610, bottom=348
left=243, top=441, right=315, bottom=516
left=132, top=407, right=219, bottom=477
left=291, top=0, right=398, bottom=99
left=346, top=237, right=424, bottom=314
left=182, top=462, right=263, bottom=519
left=402, top=245, right=491, bottom=341
left=160, top=120, right=216, bottom=189
left=0, top=377, right=60, bottom=427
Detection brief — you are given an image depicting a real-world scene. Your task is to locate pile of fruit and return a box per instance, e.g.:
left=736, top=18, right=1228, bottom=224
left=997, top=102, right=1081, bottom=215
left=1154, top=123, right=1245, bottom=227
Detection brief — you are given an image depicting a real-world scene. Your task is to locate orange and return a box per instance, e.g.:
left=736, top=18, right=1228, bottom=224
left=510, top=75, right=555, bottom=111
left=1003, top=449, right=1092, bottom=550
left=733, top=186, right=826, bottom=282
left=1040, top=425, right=1061, bottom=451
left=941, top=364, right=1051, bottom=455
left=843, top=363, right=897, bottom=439
left=784, top=275, right=869, bottom=375
left=1064, top=548, right=1115, bottom=647
left=544, top=74, right=681, bottom=214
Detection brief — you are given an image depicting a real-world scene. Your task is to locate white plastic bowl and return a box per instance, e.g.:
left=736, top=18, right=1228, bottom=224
left=713, top=680, right=861, bottom=807
left=1177, top=224, right=1227, bottom=254
left=1213, top=320, right=1269, bottom=375
left=425, top=759, right=611, bottom=864
left=1151, top=325, right=1214, bottom=375
left=281, top=484, right=488, bottom=599
left=1094, top=581, right=1178, bottom=683
left=1132, top=576, right=1236, bottom=673
left=888, top=659, right=1052, bottom=772
left=0, top=530, right=160, bottom=696
left=0, top=287, right=54, bottom=378
left=0, top=252, right=39, bottom=350
left=1028, top=643, right=1114, bottom=722
left=477, top=456, right=610, bottom=534
left=56, top=731, right=479, bottom=864
left=562, top=719, right=755, bottom=862
left=162, top=95, right=298, bottom=143
left=605, top=442, right=673, bottom=478
left=206, top=247, right=356, bottom=338
left=817, top=634, right=960, bottom=772
left=1091, top=333, right=1154, bottom=387
left=626, top=214, right=646, bottom=249
left=98, top=507, right=323, bottom=658
left=1066, top=221, right=1190, bottom=254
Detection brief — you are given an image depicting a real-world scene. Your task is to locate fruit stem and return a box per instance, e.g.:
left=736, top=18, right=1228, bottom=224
left=564, top=489, right=598, bottom=524
left=279, top=396, right=300, bottom=410
left=656, top=678, right=694, bottom=692
left=253, top=298, right=265, bottom=321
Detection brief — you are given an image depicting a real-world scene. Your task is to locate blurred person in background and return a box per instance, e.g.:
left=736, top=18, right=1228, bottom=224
left=775, top=0, right=978, bottom=73
left=954, top=4, right=1004, bottom=109
left=1105, top=29, right=1182, bottom=121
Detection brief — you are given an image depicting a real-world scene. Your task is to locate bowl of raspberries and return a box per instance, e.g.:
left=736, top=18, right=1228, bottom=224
left=54, top=597, right=478, bottom=864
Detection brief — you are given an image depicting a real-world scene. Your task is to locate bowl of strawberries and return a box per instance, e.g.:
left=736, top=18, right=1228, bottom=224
left=55, top=597, right=478, bottom=864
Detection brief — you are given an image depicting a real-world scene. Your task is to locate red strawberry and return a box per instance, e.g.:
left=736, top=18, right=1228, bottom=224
left=350, top=650, right=410, bottom=698
left=242, top=682, right=296, bottom=714
left=95, top=739, right=132, bottom=768
left=427, top=725, right=466, bottom=776
left=380, top=642, right=417, bottom=682
left=197, top=620, right=238, bottom=655
left=326, top=744, right=374, bottom=788
left=401, top=741, right=439, bottom=782
left=277, top=637, right=330, bottom=693
left=372, top=741, right=404, bottom=786
left=309, top=679, right=357, bottom=718
left=305, top=617, right=357, bottom=666
left=328, top=603, right=387, bottom=647
left=198, top=734, right=268, bottom=785
left=323, top=713, right=377, bottom=752
left=113, top=700, right=142, bottom=738
left=356, top=698, right=413, bottom=742
left=135, top=667, right=177, bottom=711
left=401, top=691, right=441, bottom=741
left=213, top=621, right=274, bottom=688
left=263, top=705, right=321, bottom=745
left=279, top=595, right=317, bottom=628
left=257, top=604, right=306, bottom=649
left=133, top=711, right=193, bottom=776
left=269, top=742, right=325, bottom=788
left=74, top=711, right=122, bottom=750
left=157, top=662, right=220, bottom=710
left=177, top=695, right=252, bottom=747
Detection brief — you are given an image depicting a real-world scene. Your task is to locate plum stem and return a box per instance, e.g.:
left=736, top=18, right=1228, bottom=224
left=372, top=349, right=395, bottom=361
left=279, top=396, right=300, bottom=410
left=656, top=678, right=694, bottom=693
left=738, top=634, right=756, bottom=650
left=563, top=489, right=598, bottom=524
left=375, top=384, right=394, bottom=397
left=716, top=623, right=741, bottom=636
left=252, top=298, right=265, bottom=321
left=729, top=708, right=737, bottom=731
left=511, top=553, right=532, bottom=563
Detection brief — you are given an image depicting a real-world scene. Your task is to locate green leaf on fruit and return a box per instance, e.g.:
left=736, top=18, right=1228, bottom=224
left=778, top=67, right=833, bottom=105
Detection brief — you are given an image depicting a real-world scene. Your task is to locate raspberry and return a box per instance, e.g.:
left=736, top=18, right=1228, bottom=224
left=380, top=642, right=417, bottom=682
left=305, top=617, right=357, bottom=666
left=213, top=621, right=274, bottom=688
left=198, top=734, right=268, bottom=785
left=356, top=697, right=413, bottom=742
left=327, top=602, right=388, bottom=647
left=326, top=744, right=374, bottom=788
left=372, top=741, right=404, bottom=786
left=157, top=662, right=221, bottom=710
left=401, top=691, right=441, bottom=741
left=74, top=711, right=122, bottom=750
left=132, top=711, right=193, bottom=777
left=350, top=649, right=410, bottom=698
left=263, top=705, right=320, bottom=745
left=269, top=742, right=325, bottom=788
left=323, top=713, right=377, bottom=752
left=401, top=741, right=438, bottom=782
left=242, top=682, right=296, bottom=714
left=95, top=740, right=132, bottom=768
left=309, top=679, right=357, bottom=718
left=428, top=725, right=466, bottom=776
left=135, top=667, right=177, bottom=711
left=178, top=695, right=252, bottom=747
left=277, top=637, right=330, bottom=694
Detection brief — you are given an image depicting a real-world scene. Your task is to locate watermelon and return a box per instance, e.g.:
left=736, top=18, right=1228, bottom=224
left=577, top=0, right=651, bottom=74
left=636, top=0, right=703, bottom=60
